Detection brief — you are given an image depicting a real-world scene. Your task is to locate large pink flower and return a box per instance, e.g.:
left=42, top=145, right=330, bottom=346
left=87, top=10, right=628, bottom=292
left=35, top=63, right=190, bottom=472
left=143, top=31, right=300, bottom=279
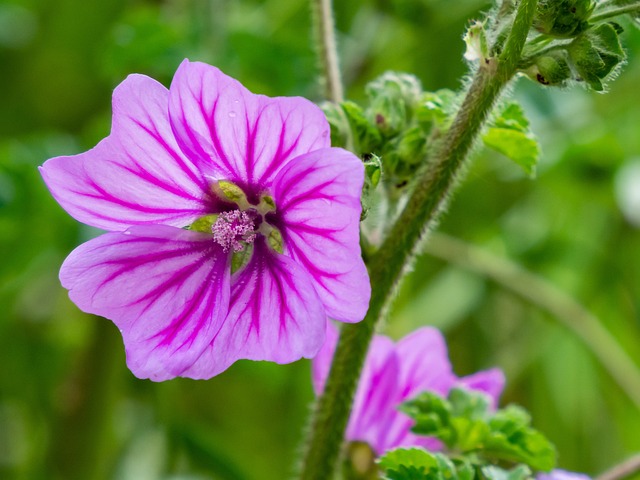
left=312, top=324, right=505, bottom=455
left=40, top=60, right=370, bottom=381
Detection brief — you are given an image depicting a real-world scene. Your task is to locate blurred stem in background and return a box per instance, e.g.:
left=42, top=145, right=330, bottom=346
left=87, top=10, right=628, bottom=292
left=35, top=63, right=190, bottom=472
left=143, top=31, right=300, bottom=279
left=299, top=0, right=539, bottom=477
left=49, top=318, right=122, bottom=480
left=425, top=232, right=640, bottom=408
left=596, top=454, right=640, bottom=480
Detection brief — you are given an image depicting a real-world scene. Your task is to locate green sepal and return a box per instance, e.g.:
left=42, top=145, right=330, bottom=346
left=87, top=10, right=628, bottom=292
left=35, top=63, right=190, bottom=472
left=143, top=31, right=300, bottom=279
left=483, top=102, right=540, bottom=177
left=267, top=228, right=284, bottom=254
left=378, top=448, right=438, bottom=480
left=257, top=194, right=276, bottom=215
left=214, top=180, right=250, bottom=208
left=230, top=243, right=254, bottom=274
left=481, top=465, right=533, bottom=480
left=187, top=214, right=218, bottom=233
left=568, top=22, right=626, bottom=91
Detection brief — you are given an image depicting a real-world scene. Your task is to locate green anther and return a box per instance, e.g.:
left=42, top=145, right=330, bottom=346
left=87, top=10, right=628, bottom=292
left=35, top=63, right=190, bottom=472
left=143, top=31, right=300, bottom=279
left=187, top=214, right=219, bottom=232
left=231, top=243, right=254, bottom=273
left=214, top=180, right=250, bottom=209
left=258, top=194, right=276, bottom=215
left=268, top=228, right=284, bottom=254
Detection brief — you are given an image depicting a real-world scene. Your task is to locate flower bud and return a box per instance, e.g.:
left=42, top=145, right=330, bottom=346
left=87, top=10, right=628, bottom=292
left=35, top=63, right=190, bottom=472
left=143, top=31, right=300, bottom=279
left=365, top=72, right=423, bottom=137
left=526, top=50, right=573, bottom=86
left=568, top=23, right=625, bottom=91
left=534, top=0, right=595, bottom=38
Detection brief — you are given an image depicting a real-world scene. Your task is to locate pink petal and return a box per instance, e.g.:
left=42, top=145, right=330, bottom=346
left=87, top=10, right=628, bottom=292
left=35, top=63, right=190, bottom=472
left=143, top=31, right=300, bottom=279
left=347, top=334, right=399, bottom=455
left=60, top=225, right=230, bottom=381
left=457, top=368, right=505, bottom=409
left=40, top=74, right=216, bottom=231
left=168, top=60, right=330, bottom=192
left=395, top=327, right=457, bottom=400
left=272, top=147, right=370, bottom=323
left=311, top=322, right=402, bottom=456
left=183, top=239, right=326, bottom=377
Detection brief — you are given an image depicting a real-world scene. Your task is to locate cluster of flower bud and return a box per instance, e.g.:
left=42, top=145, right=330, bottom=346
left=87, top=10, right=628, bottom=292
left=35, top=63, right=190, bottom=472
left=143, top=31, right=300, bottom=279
left=322, top=72, right=438, bottom=208
left=534, top=0, right=595, bottom=38
left=524, top=22, right=625, bottom=91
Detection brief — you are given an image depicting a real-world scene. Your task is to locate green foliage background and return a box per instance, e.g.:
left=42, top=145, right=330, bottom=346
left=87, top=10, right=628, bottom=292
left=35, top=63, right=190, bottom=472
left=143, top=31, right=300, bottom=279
left=0, top=0, right=639, bottom=478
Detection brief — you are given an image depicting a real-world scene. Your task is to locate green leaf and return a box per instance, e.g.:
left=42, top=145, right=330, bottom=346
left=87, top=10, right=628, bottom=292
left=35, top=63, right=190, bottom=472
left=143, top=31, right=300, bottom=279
left=568, top=23, right=626, bottom=91
left=415, top=89, right=458, bottom=131
left=400, top=389, right=557, bottom=472
left=482, top=465, right=533, bottom=480
left=483, top=103, right=540, bottom=176
left=401, top=392, right=455, bottom=446
left=378, top=448, right=438, bottom=480
left=342, top=101, right=383, bottom=155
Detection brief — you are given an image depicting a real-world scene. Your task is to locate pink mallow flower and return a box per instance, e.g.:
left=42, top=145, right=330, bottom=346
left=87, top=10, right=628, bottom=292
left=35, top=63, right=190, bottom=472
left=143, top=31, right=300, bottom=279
left=312, top=323, right=505, bottom=456
left=40, top=60, right=370, bottom=381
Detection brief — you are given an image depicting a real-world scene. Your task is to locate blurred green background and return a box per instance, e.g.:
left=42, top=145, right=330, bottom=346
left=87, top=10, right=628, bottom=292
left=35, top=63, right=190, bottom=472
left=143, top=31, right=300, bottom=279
left=1, top=0, right=639, bottom=479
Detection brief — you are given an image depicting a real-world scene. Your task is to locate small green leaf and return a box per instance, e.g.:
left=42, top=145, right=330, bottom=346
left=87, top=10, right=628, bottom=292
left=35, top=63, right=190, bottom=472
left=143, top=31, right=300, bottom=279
left=379, top=448, right=438, bottom=480
left=400, top=389, right=557, bottom=472
left=415, top=89, right=458, bottom=131
left=568, top=23, right=626, bottom=91
left=484, top=102, right=540, bottom=176
left=482, top=465, right=533, bottom=480
left=342, top=101, right=383, bottom=155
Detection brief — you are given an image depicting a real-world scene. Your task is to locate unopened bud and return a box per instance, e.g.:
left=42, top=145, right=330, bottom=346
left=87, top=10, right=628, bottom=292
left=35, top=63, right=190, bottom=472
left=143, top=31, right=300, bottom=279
left=534, top=0, right=595, bottom=38
left=526, top=50, right=573, bottom=86
left=365, top=72, right=423, bottom=136
left=568, top=23, right=625, bottom=91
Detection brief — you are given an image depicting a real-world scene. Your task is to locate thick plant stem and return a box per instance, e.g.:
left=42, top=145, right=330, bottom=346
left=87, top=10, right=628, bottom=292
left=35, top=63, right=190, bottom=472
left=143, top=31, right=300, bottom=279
left=311, top=0, right=344, bottom=103
left=298, top=1, right=538, bottom=478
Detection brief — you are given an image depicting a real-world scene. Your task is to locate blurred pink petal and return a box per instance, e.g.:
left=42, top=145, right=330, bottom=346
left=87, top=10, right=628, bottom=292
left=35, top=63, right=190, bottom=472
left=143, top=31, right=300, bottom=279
left=313, top=323, right=505, bottom=455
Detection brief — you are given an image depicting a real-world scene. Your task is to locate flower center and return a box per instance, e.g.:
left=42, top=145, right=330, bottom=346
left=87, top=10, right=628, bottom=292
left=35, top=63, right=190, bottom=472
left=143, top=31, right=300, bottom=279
left=211, top=210, right=257, bottom=252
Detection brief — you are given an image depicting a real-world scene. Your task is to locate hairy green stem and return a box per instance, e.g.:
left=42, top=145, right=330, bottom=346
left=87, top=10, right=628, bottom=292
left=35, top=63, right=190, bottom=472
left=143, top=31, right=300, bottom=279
left=311, top=0, right=343, bottom=102
left=591, top=2, right=640, bottom=22
left=298, top=1, right=538, bottom=478
left=425, top=232, right=640, bottom=408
